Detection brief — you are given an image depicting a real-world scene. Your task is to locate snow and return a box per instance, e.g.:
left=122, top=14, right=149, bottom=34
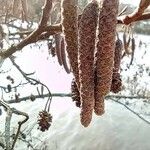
left=1, top=98, right=150, bottom=150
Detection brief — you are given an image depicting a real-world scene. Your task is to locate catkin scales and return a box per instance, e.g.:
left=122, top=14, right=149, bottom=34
left=61, top=0, right=79, bottom=87
left=94, top=0, right=119, bottom=115
left=78, top=1, right=99, bottom=127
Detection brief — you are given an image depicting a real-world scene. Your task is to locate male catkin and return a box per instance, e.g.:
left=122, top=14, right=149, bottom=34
left=61, top=0, right=79, bottom=86
left=111, top=37, right=123, bottom=93
left=78, top=1, right=99, bottom=127
left=94, top=0, right=119, bottom=115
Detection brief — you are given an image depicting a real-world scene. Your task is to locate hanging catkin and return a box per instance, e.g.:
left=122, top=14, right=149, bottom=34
left=60, top=37, right=70, bottom=74
left=78, top=1, right=99, bottom=127
left=55, top=33, right=63, bottom=66
left=129, top=37, right=135, bottom=66
left=113, top=36, right=123, bottom=72
left=61, top=0, right=79, bottom=86
left=94, top=0, right=119, bottom=115
left=111, top=37, right=123, bottom=93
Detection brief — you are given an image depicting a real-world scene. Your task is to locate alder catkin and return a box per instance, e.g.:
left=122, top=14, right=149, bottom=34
left=55, top=33, right=63, bottom=66
left=114, top=37, right=123, bottom=72
left=94, top=0, right=119, bottom=115
left=129, top=37, right=135, bottom=66
left=61, top=0, right=79, bottom=86
left=78, top=1, right=99, bottom=127
left=60, top=37, right=70, bottom=74
left=111, top=37, right=123, bottom=93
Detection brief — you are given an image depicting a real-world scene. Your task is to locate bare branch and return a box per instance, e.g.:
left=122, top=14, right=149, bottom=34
left=0, top=24, right=61, bottom=58
left=3, top=93, right=150, bottom=104
left=118, top=12, right=150, bottom=24
left=11, top=108, right=29, bottom=150
left=39, top=0, right=52, bottom=27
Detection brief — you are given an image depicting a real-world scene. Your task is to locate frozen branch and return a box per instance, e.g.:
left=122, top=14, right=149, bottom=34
left=0, top=100, right=29, bottom=150
left=3, top=101, right=12, bottom=150
left=11, top=108, right=29, bottom=150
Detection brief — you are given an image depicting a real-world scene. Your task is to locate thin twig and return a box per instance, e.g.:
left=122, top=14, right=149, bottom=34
left=0, top=100, right=12, bottom=150
left=5, top=108, right=12, bottom=150
left=11, top=108, right=29, bottom=150
left=110, top=98, right=150, bottom=125
left=9, top=56, right=52, bottom=111
left=3, top=93, right=150, bottom=104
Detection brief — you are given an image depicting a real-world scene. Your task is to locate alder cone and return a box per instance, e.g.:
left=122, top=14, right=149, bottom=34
left=71, top=78, right=81, bottom=108
left=78, top=1, right=99, bottom=127
left=94, top=0, right=119, bottom=115
left=61, top=0, right=79, bottom=87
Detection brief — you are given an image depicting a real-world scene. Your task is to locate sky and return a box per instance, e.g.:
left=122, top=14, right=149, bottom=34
left=120, top=0, right=140, bottom=6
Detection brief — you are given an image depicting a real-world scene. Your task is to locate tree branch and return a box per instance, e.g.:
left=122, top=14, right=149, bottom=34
left=3, top=93, right=150, bottom=104
left=0, top=0, right=54, bottom=59
left=39, top=0, right=52, bottom=27
left=118, top=0, right=150, bottom=25
left=117, top=12, right=150, bottom=24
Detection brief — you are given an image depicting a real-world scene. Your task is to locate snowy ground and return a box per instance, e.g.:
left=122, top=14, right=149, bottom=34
left=0, top=34, right=150, bottom=150
left=1, top=97, right=150, bottom=150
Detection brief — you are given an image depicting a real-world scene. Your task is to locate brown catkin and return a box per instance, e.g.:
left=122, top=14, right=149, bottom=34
left=71, top=78, right=81, bottom=108
left=129, top=37, right=135, bottom=66
left=94, top=0, right=119, bottom=115
left=123, top=33, right=131, bottom=55
left=61, top=0, right=79, bottom=86
left=60, top=37, right=70, bottom=74
left=78, top=1, right=99, bottom=127
left=111, top=37, right=123, bottom=93
left=114, top=37, right=123, bottom=72
left=55, top=33, right=63, bottom=66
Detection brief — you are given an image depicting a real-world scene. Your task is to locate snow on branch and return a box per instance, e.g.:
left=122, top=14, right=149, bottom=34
left=0, top=100, right=29, bottom=150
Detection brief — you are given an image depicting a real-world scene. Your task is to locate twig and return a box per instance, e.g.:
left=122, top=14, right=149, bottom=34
left=3, top=93, right=150, bottom=104
left=39, top=0, right=52, bottom=27
left=118, top=6, right=128, bottom=16
left=11, top=108, right=29, bottom=150
left=9, top=56, right=52, bottom=111
left=0, top=82, right=28, bottom=93
left=0, top=100, right=29, bottom=150
left=0, top=100, right=12, bottom=150
left=5, top=107, right=12, bottom=150
left=118, top=12, right=150, bottom=24
left=110, top=98, right=150, bottom=125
